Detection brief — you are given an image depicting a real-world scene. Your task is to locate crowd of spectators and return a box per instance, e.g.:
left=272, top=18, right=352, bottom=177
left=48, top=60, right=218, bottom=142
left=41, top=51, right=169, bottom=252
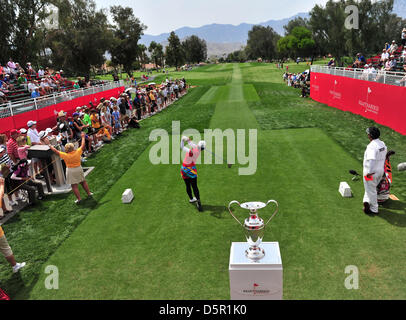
left=0, top=58, right=79, bottom=104
left=323, top=28, right=406, bottom=77
left=283, top=70, right=311, bottom=98
left=352, top=29, right=405, bottom=73
left=0, top=77, right=188, bottom=217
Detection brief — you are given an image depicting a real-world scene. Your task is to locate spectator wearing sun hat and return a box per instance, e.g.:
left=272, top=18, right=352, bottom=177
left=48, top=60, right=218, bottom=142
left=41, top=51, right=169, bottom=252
left=27, top=121, right=40, bottom=145
left=18, top=128, right=31, bottom=145
left=38, top=130, right=50, bottom=145
left=54, top=111, right=73, bottom=146
left=16, top=135, right=30, bottom=160
left=389, top=40, right=398, bottom=55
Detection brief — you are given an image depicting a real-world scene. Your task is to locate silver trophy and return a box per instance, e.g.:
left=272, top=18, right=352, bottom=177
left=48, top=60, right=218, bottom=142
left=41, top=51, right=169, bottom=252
left=228, top=200, right=279, bottom=261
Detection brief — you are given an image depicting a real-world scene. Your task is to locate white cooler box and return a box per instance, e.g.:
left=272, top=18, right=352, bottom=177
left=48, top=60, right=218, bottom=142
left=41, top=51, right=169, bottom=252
left=122, top=189, right=134, bottom=204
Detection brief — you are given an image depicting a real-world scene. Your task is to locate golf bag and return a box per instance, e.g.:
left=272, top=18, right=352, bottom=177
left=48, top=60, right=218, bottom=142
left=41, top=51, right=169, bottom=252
left=0, top=288, right=10, bottom=300
left=377, top=150, right=395, bottom=203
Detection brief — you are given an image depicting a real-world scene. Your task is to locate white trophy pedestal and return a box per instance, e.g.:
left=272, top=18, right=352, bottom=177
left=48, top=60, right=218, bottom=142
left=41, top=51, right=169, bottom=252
left=229, top=242, right=283, bottom=300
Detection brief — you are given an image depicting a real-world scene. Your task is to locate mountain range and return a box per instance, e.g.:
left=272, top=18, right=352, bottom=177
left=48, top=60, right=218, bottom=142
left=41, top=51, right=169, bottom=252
left=140, top=0, right=406, bottom=57
left=140, top=12, right=309, bottom=50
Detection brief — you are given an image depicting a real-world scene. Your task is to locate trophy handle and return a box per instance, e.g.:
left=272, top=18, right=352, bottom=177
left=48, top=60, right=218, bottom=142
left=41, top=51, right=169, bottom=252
left=228, top=200, right=243, bottom=226
left=264, top=200, right=279, bottom=226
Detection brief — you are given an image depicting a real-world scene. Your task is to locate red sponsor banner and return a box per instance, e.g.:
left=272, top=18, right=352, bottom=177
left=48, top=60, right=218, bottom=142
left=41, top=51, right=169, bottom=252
left=310, top=73, right=406, bottom=135
left=0, top=87, right=124, bottom=135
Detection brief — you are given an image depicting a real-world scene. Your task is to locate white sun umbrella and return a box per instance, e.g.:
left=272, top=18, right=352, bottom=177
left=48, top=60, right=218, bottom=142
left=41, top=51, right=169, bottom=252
left=125, top=87, right=136, bottom=93
left=148, top=82, right=156, bottom=85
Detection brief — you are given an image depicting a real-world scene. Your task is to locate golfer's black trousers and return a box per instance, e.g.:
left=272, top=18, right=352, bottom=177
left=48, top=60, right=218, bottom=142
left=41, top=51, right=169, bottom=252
left=184, top=178, right=200, bottom=201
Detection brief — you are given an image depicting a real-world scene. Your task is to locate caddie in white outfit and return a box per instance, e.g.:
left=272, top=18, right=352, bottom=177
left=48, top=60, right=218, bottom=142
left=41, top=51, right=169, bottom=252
left=363, top=127, right=387, bottom=214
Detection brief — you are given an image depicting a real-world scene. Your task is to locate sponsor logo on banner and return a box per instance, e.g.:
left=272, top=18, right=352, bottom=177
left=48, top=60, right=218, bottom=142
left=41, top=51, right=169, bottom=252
left=329, top=90, right=342, bottom=100
left=359, top=100, right=380, bottom=114
left=359, top=87, right=379, bottom=114
left=311, top=84, right=320, bottom=91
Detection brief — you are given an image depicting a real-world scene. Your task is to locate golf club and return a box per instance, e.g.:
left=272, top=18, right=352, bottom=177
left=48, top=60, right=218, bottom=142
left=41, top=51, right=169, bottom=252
left=349, top=170, right=361, bottom=181
left=204, top=148, right=232, bottom=168
left=186, top=137, right=232, bottom=169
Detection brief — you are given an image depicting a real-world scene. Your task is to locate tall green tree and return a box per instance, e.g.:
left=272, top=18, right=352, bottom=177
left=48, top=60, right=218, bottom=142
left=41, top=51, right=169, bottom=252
left=165, top=32, right=185, bottom=69
left=246, top=26, right=280, bottom=61
left=0, top=0, right=53, bottom=66
left=109, top=5, right=146, bottom=77
left=309, top=0, right=403, bottom=65
left=182, top=35, right=207, bottom=64
left=0, top=0, right=16, bottom=63
left=283, top=17, right=309, bottom=35
left=137, top=44, right=149, bottom=68
left=310, top=0, right=348, bottom=65
left=277, top=26, right=315, bottom=59
left=226, top=50, right=247, bottom=63
left=148, top=41, right=164, bottom=69
left=46, top=0, right=112, bottom=77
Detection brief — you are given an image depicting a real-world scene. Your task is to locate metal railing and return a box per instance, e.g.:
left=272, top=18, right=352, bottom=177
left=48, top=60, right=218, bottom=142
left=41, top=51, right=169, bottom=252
left=310, top=66, right=406, bottom=87
left=0, top=80, right=125, bottom=119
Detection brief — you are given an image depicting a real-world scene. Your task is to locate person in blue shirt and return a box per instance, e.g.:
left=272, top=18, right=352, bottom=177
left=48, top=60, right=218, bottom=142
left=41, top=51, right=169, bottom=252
left=357, top=53, right=366, bottom=64
left=31, top=88, right=40, bottom=98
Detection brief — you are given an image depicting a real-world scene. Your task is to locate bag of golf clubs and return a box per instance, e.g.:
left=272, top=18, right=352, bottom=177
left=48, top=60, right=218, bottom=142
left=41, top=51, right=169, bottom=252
left=349, top=150, right=395, bottom=203
left=376, top=150, right=395, bottom=203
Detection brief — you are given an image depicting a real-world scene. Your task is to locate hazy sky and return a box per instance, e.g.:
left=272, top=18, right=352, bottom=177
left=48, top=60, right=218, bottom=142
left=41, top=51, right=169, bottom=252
left=94, top=0, right=329, bottom=35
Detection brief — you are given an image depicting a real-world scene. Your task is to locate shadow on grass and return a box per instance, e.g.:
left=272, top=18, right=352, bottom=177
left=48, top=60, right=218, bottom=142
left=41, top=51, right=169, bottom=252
left=2, top=197, right=111, bottom=300
left=2, top=269, right=39, bottom=300
left=202, top=205, right=227, bottom=219
left=75, top=198, right=111, bottom=210
left=376, top=200, right=406, bottom=227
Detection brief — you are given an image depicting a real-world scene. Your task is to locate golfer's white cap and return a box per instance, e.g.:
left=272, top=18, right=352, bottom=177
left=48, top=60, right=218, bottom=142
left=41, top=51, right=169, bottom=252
left=198, top=141, right=206, bottom=150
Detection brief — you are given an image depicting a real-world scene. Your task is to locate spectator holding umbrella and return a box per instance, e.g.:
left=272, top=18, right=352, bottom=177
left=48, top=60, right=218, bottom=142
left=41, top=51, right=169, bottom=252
left=47, top=132, right=93, bottom=204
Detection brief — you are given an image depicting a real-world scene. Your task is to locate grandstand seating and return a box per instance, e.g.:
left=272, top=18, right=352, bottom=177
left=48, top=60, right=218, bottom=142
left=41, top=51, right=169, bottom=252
left=1, top=76, right=76, bottom=104
left=364, top=45, right=404, bottom=72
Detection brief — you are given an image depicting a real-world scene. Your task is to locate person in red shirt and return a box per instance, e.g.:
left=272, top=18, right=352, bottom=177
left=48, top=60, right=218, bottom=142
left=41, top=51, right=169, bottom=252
left=6, top=130, right=20, bottom=164
left=180, top=136, right=205, bottom=211
left=54, top=72, right=61, bottom=81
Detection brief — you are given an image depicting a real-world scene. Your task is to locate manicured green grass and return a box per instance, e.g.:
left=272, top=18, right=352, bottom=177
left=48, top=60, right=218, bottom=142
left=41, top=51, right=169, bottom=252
left=2, top=62, right=406, bottom=300
left=0, top=86, right=216, bottom=299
